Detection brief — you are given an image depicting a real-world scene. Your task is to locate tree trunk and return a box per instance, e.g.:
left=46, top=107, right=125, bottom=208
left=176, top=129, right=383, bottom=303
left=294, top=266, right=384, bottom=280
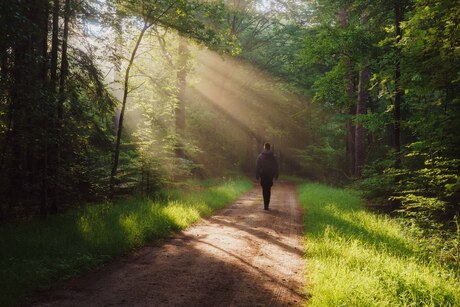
left=346, top=105, right=356, bottom=176
left=231, top=15, right=239, bottom=36
left=354, top=11, right=370, bottom=177
left=355, top=68, right=369, bottom=177
left=109, top=21, right=151, bottom=199
left=50, top=0, right=59, bottom=88
left=394, top=2, right=403, bottom=168
left=7, top=0, right=49, bottom=213
left=0, top=38, right=12, bottom=172
left=112, top=8, right=123, bottom=137
left=338, top=7, right=356, bottom=177
left=175, top=36, right=188, bottom=158
left=9, top=38, right=27, bottom=213
left=39, top=0, right=50, bottom=215
left=47, top=0, right=59, bottom=212
left=50, top=0, right=70, bottom=213
left=345, top=62, right=356, bottom=176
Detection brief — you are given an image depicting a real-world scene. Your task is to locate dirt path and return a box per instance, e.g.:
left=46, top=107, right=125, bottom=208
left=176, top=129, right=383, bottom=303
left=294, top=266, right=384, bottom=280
left=32, top=183, right=306, bottom=306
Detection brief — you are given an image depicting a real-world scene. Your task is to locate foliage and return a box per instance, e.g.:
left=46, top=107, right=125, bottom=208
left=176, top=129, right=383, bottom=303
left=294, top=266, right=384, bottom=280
left=298, top=182, right=460, bottom=306
left=394, top=147, right=460, bottom=224
left=298, top=0, right=460, bottom=266
left=353, top=157, right=395, bottom=201
left=0, top=0, right=117, bottom=216
left=0, top=0, right=241, bottom=218
left=0, top=178, right=252, bottom=307
left=1, top=0, right=459, bottom=297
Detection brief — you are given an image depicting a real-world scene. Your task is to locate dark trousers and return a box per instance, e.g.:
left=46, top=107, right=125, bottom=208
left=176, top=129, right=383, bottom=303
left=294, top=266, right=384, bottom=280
left=260, top=176, right=273, bottom=209
left=262, top=185, right=271, bottom=208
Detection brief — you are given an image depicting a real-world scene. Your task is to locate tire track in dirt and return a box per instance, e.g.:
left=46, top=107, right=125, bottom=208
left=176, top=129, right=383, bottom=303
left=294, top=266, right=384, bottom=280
left=31, top=182, right=306, bottom=306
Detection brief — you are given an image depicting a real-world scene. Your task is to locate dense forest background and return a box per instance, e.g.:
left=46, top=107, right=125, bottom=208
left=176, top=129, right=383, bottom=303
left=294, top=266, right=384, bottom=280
left=0, top=0, right=459, bottom=259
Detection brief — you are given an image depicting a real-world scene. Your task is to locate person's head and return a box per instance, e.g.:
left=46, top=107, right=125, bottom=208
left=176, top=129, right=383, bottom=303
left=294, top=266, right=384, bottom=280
left=264, top=143, right=271, bottom=150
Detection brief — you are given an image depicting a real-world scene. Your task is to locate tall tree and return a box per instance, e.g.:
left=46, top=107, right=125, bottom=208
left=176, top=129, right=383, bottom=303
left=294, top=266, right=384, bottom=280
left=50, top=0, right=71, bottom=213
left=174, top=36, right=189, bottom=158
left=8, top=0, right=49, bottom=211
left=338, top=6, right=357, bottom=177
left=393, top=0, right=403, bottom=168
left=355, top=67, right=368, bottom=176
left=109, top=0, right=233, bottom=195
left=354, top=10, right=369, bottom=177
left=109, top=10, right=154, bottom=198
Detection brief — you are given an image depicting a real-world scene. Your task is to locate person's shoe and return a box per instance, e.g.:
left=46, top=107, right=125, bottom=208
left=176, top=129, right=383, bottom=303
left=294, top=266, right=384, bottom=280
left=264, top=205, right=269, bottom=210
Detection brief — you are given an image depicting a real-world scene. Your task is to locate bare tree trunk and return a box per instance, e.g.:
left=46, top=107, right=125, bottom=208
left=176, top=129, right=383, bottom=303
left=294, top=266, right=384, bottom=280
left=109, top=21, right=151, bottom=199
left=47, top=0, right=59, bottom=213
left=346, top=105, right=356, bottom=175
left=50, top=0, right=59, bottom=88
left=39, top=0, right=50, bottom=215
left=354, top=11, right=369, bottom=177
left=39, top=0, right=49, bottom=83
left=355, top=68, right=369, bottom=177
left=0, top=40, right=12, bottom=173
left=394, top=2, right=403, bottom=169
left=345, top=63, right=356, bottom=176
left=9, top=39, right=27, bottom=215
left=50, top=0, right=70, bottom=214
left=153, top=29, right=188, bottom=159
left=18, top=0, right=50, bottom=215
left=245, top=134, right=252, bottom=173
left=231, top=15, right=239, bottom=35
left=175, top=36, right=188, bottom=158
left=6, top=0, right=50, bottom=214
left=0, top=1, right=14, bottom=219
left=0, top=98, right=13, bottom=173
left=112, top=7, right=123, bottom=138
left=338, top=7, right=356, bottom=177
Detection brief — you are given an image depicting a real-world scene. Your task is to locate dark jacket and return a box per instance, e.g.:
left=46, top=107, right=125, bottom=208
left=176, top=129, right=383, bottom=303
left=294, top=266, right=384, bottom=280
left=256, top=150, right=279, bottom=180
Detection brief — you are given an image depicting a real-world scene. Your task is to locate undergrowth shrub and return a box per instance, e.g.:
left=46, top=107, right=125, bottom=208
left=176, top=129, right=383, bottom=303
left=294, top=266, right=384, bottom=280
left=356, top=144, right=460, bottom=268
left=299, top=182, right=460, bottom=306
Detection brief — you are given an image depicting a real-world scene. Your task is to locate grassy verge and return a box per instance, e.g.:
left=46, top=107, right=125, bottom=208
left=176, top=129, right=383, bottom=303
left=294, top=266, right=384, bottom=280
left=0, top=178, right=252, bottom=307
left=298, top=182, right=460, bottom=306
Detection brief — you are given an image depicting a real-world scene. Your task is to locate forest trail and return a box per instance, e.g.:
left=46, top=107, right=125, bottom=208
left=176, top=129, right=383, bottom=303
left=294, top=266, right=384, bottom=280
left=32, top=183, right=306, bottom=306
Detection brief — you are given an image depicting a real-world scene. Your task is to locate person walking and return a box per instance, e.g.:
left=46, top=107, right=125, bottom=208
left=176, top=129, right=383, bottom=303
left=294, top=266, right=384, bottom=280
left=256, top=143, right=279, bottom=210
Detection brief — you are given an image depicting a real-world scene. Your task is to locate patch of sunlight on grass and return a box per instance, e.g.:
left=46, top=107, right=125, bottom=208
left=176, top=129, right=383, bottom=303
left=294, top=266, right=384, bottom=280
left=298, top=182, right=460, bottom=306
left=162, top=201, right=203, bottom=229
left=119, top=213, right=144, bottom=246
left=0, top=177, right=252, bottom=307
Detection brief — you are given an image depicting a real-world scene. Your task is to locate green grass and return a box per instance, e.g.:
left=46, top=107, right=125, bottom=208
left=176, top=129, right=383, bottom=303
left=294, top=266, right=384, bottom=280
left=298, top=182, right=460, bottom=306
left=0, top=178, right=252, bottom=307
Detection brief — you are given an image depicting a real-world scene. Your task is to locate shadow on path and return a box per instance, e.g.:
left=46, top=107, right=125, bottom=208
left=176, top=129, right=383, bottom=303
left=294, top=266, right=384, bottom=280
left=32, top=184, right=306, bottom=307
